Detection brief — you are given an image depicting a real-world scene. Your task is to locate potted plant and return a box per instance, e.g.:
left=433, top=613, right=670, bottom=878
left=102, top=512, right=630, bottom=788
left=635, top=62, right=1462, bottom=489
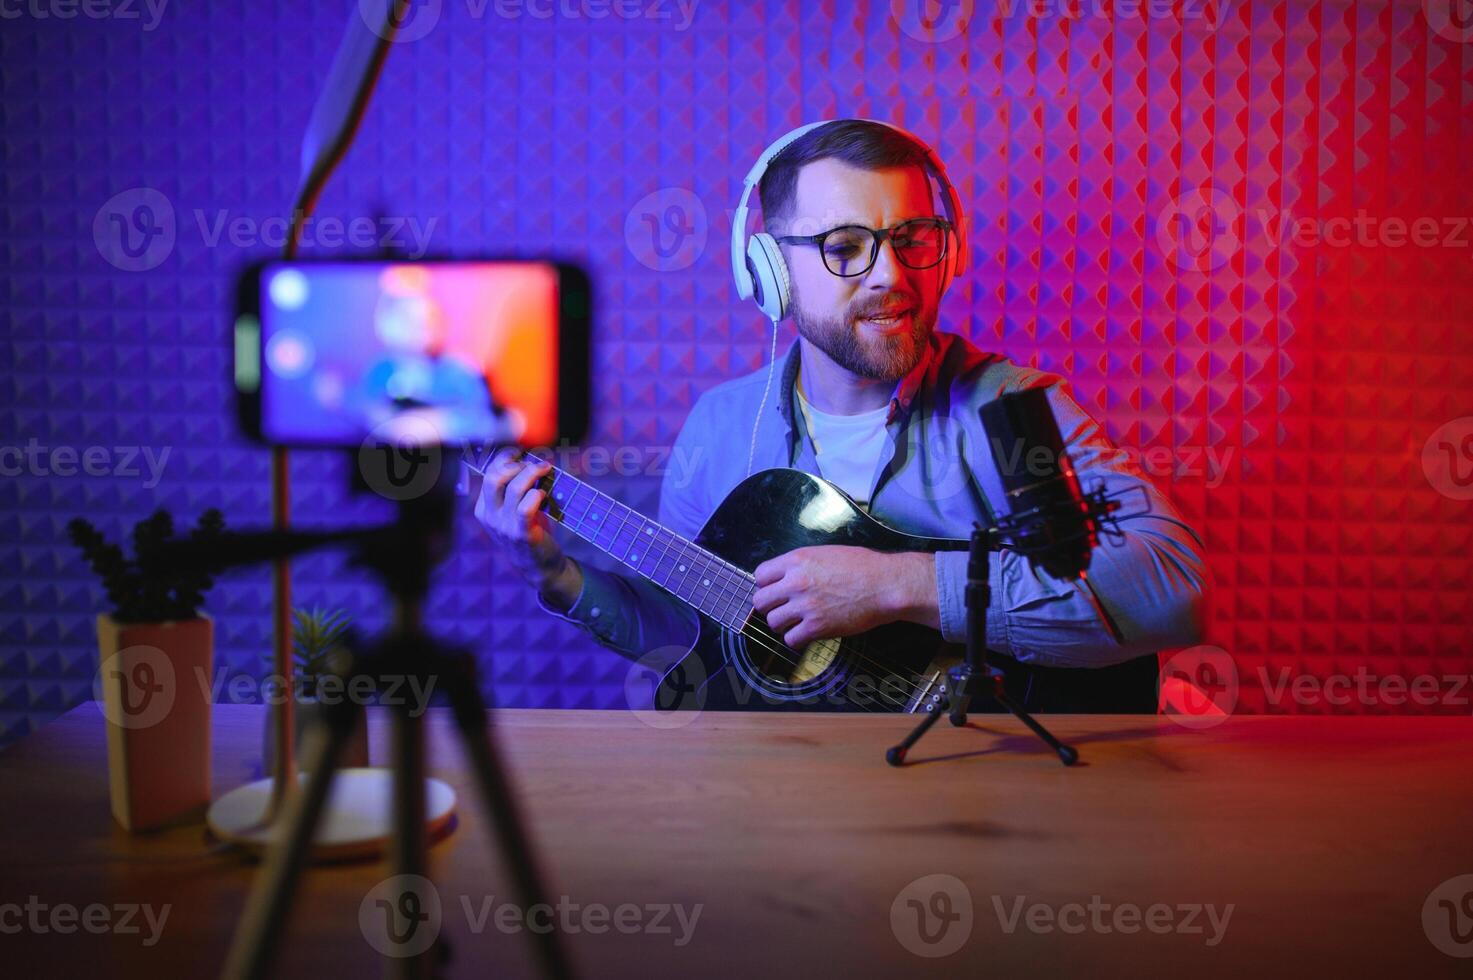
left=68, top=508, right=225, bottom=832
left=263, top=605, right=370, bottom=776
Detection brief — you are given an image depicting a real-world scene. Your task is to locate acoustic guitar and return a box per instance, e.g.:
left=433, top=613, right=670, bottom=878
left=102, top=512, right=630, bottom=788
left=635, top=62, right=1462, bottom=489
left=469, top=454, right=970, bottom=714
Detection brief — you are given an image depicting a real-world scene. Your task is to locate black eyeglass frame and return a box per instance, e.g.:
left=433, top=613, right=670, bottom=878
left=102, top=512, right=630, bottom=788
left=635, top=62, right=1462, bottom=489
left=773, top=216, right=953, bottom=278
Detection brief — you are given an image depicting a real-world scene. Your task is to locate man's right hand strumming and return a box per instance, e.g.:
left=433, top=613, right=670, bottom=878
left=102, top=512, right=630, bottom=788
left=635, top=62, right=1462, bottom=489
left=473, top=447, right=583, bottom=612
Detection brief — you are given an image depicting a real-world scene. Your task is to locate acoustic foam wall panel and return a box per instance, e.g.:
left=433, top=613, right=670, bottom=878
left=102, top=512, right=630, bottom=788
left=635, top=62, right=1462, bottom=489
left=1, top=0, right=1470, bottom=744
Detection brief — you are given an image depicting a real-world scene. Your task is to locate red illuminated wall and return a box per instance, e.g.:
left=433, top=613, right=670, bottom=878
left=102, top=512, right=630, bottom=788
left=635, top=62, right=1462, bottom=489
left=941, top=3, right=1473, bottom=712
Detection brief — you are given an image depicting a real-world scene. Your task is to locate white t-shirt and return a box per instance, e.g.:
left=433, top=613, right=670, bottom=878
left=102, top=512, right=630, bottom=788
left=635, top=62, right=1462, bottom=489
left=793, top=384, right=890, bottom=508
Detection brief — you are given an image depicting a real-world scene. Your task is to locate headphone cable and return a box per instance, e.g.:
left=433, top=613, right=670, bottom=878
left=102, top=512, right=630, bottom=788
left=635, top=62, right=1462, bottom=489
left=747, top=316, right=779, bottom=477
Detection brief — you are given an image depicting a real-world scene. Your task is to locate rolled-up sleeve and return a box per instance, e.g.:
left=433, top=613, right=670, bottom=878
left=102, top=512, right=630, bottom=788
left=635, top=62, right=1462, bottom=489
left=933, top=380, right=1210, bottom=668
left=536, top=559, right=698, bottom=661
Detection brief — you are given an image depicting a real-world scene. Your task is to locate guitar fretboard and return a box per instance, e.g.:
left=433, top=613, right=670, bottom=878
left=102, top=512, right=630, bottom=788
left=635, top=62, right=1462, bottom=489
left=528, top=459, right=756, bottom=631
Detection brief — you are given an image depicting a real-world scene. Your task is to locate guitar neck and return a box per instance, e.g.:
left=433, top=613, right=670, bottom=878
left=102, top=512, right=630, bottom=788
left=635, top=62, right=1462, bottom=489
left=528, top=457, right=753, bottom=631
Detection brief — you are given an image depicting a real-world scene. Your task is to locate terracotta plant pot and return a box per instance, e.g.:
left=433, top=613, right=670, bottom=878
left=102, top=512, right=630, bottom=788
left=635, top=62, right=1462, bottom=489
left=94, top=615, right=213, bottom=832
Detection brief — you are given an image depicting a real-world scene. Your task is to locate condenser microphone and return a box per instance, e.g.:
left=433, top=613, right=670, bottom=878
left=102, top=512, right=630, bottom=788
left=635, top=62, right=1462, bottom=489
left=979, top=385, right=1127, bottom=644
left=979, top=386, right=1101, bottom=581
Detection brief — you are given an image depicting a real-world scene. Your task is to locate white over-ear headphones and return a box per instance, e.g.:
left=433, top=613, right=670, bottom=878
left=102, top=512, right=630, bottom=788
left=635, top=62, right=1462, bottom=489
left=730, top=119, right=969, bottom=322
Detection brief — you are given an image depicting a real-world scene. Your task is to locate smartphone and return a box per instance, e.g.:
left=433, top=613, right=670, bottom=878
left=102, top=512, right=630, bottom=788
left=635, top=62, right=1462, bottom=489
left=234, top=258, right=589, bottom=448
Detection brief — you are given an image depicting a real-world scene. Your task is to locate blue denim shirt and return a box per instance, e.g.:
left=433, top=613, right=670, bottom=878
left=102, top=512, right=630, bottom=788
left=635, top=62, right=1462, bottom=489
left=540, top=331, right=1209, bottom=669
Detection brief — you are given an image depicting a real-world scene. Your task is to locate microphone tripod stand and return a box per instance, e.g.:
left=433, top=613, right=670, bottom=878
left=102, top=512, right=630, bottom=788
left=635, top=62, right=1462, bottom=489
left=886, top=523, right=1079, bottom=768
left=189, top=459, right=572, bottom=980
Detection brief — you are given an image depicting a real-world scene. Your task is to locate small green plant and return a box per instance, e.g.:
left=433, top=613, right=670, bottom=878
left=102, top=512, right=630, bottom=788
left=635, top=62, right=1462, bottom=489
left=68, top=509, right=226, bottom=623
left=287, top=605, right=353, bottom=696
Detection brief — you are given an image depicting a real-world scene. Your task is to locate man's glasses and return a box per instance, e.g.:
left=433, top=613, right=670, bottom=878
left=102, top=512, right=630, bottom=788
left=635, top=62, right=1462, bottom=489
left=775, top=217, right=952, bottom=278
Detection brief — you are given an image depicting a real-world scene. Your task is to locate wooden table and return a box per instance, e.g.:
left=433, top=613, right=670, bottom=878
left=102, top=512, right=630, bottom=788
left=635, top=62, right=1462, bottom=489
left=2, top=703, right=1470, bottom=978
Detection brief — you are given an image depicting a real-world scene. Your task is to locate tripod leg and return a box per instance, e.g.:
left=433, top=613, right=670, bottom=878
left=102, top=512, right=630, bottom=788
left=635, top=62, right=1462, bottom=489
left=222, top=701, right=360, bottom=980
left=387, top=707, right=434, bottom=980
left=446, top=670, right=574, bottom=980
left=886, top=700, right=947, bottom=767
left=989, top=686, right=1079, bottom=766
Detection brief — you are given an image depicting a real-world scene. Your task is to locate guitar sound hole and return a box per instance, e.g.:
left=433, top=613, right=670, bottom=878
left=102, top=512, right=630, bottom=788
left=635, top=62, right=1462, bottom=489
left=739, top=627, right=844, bottom=690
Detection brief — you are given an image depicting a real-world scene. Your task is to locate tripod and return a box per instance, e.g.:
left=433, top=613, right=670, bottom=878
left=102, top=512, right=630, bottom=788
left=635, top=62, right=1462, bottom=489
left=886, top=524, right=1079, bottom=768
left=184, top=460, right=573, bottom=980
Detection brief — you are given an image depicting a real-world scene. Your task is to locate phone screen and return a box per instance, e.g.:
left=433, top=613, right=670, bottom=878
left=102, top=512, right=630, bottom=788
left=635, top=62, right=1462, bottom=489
left=236, top=260, right=586, bottom=448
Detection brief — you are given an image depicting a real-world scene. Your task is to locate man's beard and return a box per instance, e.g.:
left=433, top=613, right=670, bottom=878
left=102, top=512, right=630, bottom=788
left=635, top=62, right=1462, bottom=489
left=789, top=288, right=935, bottom=381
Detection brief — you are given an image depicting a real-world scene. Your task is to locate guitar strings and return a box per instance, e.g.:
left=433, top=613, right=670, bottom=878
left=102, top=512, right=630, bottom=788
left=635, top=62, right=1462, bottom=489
left=531, top=463, right=940, bottom=711
left=464, top=453, right=938, bottom=713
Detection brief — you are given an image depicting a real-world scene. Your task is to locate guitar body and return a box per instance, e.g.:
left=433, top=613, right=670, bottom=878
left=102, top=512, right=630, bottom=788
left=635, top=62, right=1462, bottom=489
left=659, top=468, right=966, bottom=713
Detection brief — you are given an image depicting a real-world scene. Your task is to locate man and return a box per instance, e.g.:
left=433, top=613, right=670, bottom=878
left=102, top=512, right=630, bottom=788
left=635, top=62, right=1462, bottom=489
left=476, top=120, right=1208, bottom=712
